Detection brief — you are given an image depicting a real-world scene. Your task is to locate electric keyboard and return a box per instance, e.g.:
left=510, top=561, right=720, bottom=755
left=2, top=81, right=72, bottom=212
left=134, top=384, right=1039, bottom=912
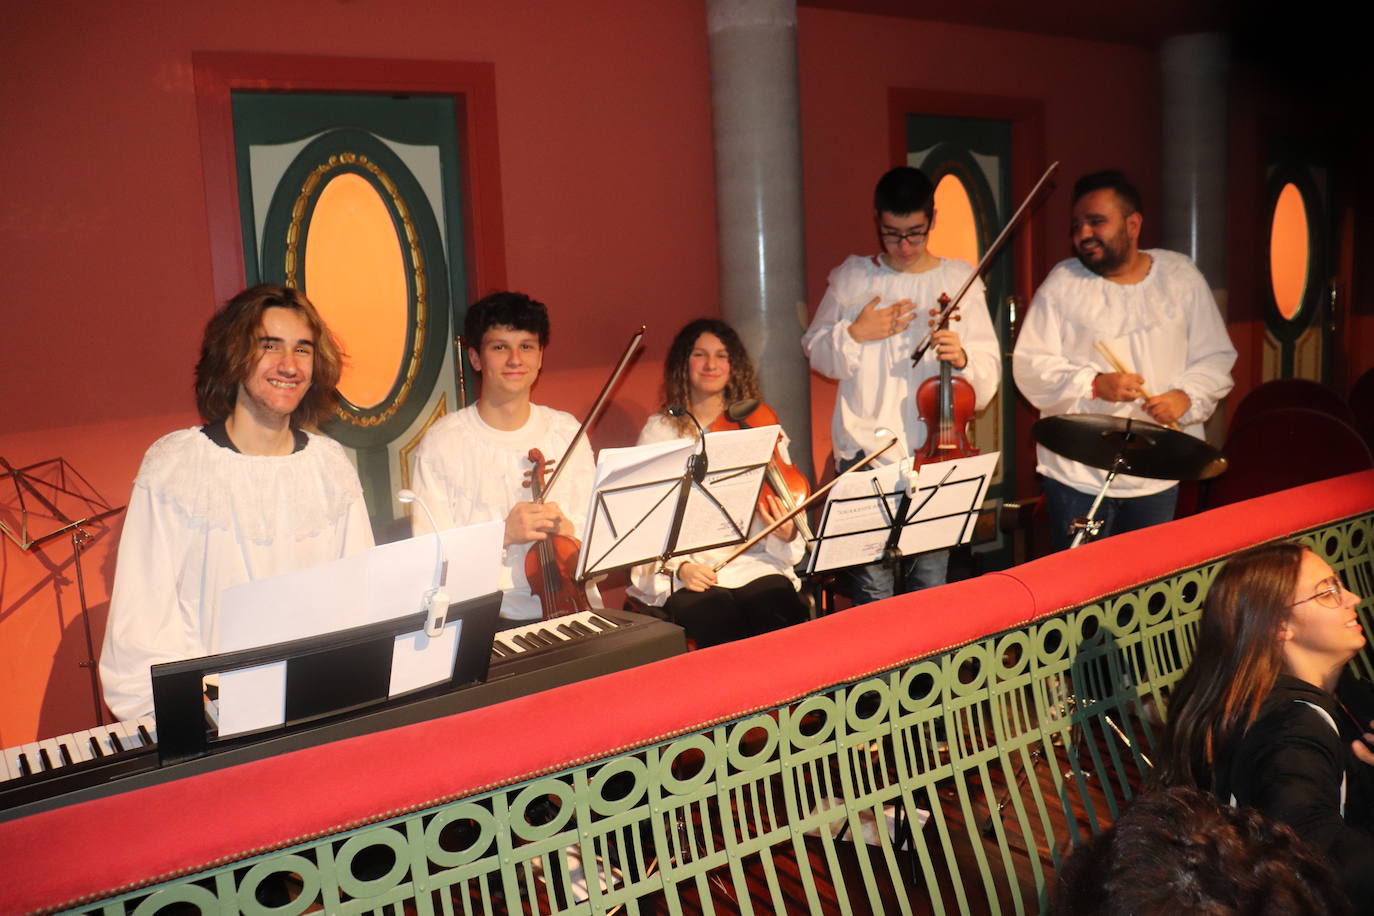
left=1, top=609, right=683, bottom=820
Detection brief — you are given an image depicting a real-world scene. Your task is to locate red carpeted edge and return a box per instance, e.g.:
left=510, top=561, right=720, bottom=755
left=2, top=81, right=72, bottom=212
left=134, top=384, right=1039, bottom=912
left=2, top=470, right=1371, bottom=915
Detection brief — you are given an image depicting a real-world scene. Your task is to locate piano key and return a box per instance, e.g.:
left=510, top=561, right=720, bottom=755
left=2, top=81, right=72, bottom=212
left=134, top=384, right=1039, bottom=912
left=19, top=744, right=43, bottom=776
left=0, top=748, right=14, bottom=781
left=137, top=715, right=158, bottom=746
left=37, top=740, right=62, bottom=772
left=115, top=722, right=145, bottom=751
left=55, top=740, right=75, bottom=768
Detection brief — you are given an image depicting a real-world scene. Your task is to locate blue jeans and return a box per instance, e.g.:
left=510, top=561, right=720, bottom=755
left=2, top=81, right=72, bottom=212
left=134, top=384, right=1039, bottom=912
left=836, top=452, right=949, bottom=605
left=1041, top=476, right=1178, bottom=552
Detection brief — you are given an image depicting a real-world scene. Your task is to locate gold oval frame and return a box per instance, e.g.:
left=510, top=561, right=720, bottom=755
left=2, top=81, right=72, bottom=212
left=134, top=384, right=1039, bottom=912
left=285, top=152, right=427, bottom=428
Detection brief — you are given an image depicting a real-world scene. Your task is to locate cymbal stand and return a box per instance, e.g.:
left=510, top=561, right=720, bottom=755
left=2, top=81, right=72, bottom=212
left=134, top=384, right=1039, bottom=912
left=1068, top=456, right=1127, bottom=549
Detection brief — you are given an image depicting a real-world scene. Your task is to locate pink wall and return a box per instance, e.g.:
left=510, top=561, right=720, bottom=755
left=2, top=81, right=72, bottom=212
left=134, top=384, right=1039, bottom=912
left=0, top=0, right=719, bottom=745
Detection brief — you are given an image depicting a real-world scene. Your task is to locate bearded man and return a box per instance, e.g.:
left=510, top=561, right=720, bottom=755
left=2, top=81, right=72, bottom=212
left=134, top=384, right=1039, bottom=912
left=1012, top=171, right=1236, bottom=551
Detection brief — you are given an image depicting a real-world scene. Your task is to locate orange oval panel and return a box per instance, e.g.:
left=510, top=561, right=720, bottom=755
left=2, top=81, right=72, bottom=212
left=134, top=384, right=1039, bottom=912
left=929, top=173, right=980, bottom=267
left=1269, top=182, right=1309, bottom=320
left=305, top=172, right=409, bottom=408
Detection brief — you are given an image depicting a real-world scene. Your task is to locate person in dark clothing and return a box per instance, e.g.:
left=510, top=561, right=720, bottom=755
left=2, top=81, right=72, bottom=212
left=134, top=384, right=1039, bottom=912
left=1157, top=541, right=1374, bottom=907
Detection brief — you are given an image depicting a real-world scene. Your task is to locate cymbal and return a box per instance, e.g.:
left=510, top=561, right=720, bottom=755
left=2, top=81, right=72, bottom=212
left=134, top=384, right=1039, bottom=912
left=1032, top=414, right=1228, bottom=481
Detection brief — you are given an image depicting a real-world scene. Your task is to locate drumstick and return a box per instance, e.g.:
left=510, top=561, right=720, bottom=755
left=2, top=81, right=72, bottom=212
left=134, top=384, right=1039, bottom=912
left=1093, top=341, right=1180, bottom=431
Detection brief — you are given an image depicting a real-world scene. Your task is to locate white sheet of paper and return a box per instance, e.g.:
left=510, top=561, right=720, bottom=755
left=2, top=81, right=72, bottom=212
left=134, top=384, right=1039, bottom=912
left=216, top=662, right=286, bottom=737
left=676, top=426, right=776, bottom=553
left=807, top=454, right=1000, bottom=573
left=389, top=619, right=462, bottom=696
left=896, top=452, right=1001, bottom=555
left=807, top=464, right=904, bottom=573
left=216, top=520, right=502, bottom=737
left=576, top=438, right=699, bottom=578
left=576, top=427, right=777, bottom=576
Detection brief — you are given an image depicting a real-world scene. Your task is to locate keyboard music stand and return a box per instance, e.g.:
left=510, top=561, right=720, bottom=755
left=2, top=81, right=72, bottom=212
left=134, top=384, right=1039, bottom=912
left=150, top=590, right=503, bottom=765
left=0, top=455, right=126, bottom=726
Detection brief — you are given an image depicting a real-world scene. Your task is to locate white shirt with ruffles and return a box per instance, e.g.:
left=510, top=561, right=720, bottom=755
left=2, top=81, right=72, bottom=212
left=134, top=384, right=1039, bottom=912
left=99, top=429, right=373, bottom=722
left=802, top=255, right=1001, bottom=464
left=626, top=414, right=807, bottom=607
left=1012, top=250, right=1236, bottom=497
left=407, top=403, right=596, bottom=621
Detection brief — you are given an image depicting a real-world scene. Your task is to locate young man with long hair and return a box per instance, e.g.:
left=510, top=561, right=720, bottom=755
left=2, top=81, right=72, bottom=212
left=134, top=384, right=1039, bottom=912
left=100, top=285, right=373, bottom=721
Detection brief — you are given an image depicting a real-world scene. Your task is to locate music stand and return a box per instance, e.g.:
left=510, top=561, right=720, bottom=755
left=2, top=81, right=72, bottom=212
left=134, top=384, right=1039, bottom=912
left=575, top=427, right=778, bottom=580
left=806, top=453, right=1000, bottom=578
left=0, top=456, right=126, bottom=726
left=150, top=589, right=503, bottom=765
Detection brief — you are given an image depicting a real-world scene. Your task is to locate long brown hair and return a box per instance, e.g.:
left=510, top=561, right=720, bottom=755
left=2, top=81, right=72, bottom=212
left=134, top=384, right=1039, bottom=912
left=194, top=284, right=345, bottom=428
left=1155, top=541, right=1308, bottom=790
left=659, top=318, right=762, bottom=438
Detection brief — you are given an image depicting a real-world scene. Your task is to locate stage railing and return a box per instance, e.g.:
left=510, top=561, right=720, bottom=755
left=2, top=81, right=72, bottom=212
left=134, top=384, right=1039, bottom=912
left=3, top=472, right=1372, bottom=915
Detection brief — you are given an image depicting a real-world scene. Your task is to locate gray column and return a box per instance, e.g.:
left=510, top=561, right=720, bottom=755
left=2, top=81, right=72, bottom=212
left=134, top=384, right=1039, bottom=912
left=1160, top=33, right=1230, bottom=293
left=1161, top=33, right=1230, bottom=441
left=706, top=0, right=812, bottom=476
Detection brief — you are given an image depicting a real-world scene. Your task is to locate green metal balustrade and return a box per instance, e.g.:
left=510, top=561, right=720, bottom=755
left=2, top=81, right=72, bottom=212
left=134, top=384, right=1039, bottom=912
left=69, top=514, right=1373, bottom=915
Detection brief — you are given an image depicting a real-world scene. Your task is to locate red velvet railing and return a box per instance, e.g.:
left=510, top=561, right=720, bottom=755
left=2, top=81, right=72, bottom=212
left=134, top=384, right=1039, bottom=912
left=2, top=470, right=1371, bottom=915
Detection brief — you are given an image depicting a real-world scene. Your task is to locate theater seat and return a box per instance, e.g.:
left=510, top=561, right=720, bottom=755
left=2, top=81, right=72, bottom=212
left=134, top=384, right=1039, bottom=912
left=1229, top=377, right=1356, bottom=432
left=1203, top=407, right=1373, bottom=508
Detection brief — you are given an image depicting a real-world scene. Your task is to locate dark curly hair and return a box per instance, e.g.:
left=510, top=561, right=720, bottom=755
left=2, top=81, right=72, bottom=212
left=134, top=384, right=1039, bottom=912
left=463, top=291, right=550, bottom=350
left=659, top=319, right=761, bottom=438
left=1054, top=786, right=1349, bottom=915
left=193, top=284, right=344, bottom=428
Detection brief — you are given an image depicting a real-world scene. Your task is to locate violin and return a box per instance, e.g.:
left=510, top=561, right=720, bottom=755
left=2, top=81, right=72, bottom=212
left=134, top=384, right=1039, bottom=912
left=522, top=326, right=645, bottom=619
left=915, top=293, right=979, bottom=463
left=523, top=447, right=591, bottom=619
left=708, top=399, right=815, bottom=542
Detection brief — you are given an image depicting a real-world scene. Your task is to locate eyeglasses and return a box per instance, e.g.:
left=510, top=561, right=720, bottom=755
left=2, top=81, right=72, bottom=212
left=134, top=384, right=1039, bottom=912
left=1290, top=575, right=1349, bottom=609
left=880, top=228, right=930, bottom=245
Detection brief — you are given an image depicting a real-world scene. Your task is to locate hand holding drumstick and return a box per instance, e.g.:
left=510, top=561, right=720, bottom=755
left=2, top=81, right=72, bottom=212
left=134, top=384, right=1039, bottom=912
left=1092, top=341, right=1186, bottom=430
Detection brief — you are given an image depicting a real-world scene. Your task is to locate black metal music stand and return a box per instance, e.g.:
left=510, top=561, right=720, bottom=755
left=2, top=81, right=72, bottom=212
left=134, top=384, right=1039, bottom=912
left=0, top=456, right=126, bottom=726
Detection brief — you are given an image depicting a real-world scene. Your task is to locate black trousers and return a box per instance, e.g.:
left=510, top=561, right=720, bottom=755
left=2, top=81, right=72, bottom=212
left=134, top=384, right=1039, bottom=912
left=663, top=574, right=806, bottom=649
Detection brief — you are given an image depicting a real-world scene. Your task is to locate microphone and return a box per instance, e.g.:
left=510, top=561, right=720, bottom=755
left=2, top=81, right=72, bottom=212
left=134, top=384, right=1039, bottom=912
left=397, top=488, right=450, bottom=637
left=667, top=406, right=708, bottom=483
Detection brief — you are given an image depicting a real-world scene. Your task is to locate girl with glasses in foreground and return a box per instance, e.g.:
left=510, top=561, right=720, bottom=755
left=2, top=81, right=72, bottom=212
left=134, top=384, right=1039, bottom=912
left=1158, top=541, right=1374, bottom=905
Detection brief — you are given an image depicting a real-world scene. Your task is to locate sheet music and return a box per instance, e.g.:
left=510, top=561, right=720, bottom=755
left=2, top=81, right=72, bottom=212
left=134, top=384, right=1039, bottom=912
left=677, top=425, right=776, bottom=553
left=806, top=463, right=905, bottom=574
left=807, top=453, right=1000, bottom=574
left=576, top=426, right=777, bottom=577
left=217, top=521, right=503, bottom=737
left=575, top=438, right=698, bottom=579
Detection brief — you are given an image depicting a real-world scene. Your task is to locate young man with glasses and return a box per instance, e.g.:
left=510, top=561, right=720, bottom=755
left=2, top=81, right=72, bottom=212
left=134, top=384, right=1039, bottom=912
left=802, top=166, right=1000, bottom=603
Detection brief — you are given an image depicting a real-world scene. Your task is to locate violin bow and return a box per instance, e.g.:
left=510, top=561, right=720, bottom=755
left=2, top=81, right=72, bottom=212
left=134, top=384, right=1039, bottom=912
left=540, top=326, right=646, bottom=501
left=911, top=161, right=1060, bottom=365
